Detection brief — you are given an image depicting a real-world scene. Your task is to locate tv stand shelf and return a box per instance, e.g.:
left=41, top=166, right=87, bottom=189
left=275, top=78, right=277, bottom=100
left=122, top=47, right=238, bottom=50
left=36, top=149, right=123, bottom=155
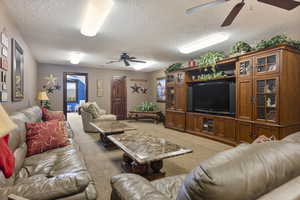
left=165, top=45, right=300, bottom=145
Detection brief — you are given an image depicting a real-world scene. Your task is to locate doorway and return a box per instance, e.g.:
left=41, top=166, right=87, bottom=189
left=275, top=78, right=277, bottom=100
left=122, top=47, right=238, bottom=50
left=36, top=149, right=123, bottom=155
left=111, top=76, right=127, bottom=120
left=63, top=72, right=88, bottom=116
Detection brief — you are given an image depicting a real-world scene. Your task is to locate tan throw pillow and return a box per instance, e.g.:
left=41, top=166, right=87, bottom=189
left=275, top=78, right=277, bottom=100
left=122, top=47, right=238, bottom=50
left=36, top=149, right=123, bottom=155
left=87, top=102, right=101, bottom=119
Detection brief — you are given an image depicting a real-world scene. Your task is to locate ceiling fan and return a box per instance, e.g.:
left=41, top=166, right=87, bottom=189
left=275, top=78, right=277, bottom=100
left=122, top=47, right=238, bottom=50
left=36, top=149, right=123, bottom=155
left=186, top=0, right=300, bottom=27
left=106, top=53, right=147, bottom=67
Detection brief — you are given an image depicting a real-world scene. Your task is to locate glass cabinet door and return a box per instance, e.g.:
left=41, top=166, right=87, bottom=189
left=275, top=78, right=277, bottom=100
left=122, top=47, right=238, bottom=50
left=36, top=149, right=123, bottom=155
left=254, top=52, right=280, bottom=75
left=254, top=77, right=279, bottom=123
left=238, top=59, right=252, bottom=77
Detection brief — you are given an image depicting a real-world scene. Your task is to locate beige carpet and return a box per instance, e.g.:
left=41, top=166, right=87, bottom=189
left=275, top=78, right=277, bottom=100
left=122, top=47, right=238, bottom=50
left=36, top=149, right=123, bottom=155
left=67, top=113, right=231, bottom=200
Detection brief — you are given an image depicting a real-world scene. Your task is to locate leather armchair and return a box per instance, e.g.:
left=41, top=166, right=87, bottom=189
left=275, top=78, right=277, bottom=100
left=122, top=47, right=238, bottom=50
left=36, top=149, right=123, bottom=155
left=81, top=102, right=116, bottom=133
left=0, top=106, right=97, bottom=200
left=111, top=132, right=300, bottom=200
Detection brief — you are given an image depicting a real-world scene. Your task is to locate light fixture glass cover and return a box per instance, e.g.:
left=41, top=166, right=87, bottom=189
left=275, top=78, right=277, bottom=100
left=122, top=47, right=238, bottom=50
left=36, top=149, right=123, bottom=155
left=178, top=32, right=230, bottom=54
left=80, top=0, right=114, bottom=37
left=70, top=52, right=82, bottom=64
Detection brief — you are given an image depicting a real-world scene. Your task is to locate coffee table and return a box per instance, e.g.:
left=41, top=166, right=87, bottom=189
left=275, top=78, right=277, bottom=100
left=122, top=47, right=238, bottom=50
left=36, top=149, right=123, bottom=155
left=108, top=132, right=193, bottom=180
left=90, top=121, right=136, bottom=148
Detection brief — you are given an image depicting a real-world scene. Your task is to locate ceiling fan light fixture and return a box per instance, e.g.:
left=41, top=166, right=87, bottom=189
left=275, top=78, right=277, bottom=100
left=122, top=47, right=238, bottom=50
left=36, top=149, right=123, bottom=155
left=80, top=0, right=114, bottom=37
left=70, top=52, right=82, bottom=64
left=178, top=32, right=230, bottom=54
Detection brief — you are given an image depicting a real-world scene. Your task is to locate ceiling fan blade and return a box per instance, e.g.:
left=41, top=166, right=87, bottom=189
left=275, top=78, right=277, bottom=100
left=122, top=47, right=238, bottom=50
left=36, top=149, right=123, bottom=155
left=221, top=1, right=245, bottom=27
left=106, top=60, right=120, bottom=64
left=129, top=60, right=147, bottom=63
left=257, top=0, right=300, bottom=10
left=186, top=0, right=229, bottom=14
left=124, top=59, right=130, bottom=66
left=129, top=56, right=136, bottom=60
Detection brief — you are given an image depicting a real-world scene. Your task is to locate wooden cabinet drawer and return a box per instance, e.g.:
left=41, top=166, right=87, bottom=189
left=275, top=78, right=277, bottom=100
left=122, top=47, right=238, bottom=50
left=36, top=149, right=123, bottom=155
left=165, top=111, right=186, bottom=131
left=215, top=118, right=236, bottom=142
left=237, top=121, right=253, bottom=143
left=186, top=113, right=202, bottom=133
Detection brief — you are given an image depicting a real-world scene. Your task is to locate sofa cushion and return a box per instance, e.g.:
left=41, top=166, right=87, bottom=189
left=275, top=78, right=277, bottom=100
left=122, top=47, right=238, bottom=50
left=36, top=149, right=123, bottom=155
left=177, top=141, right=300, bottom=200
left=25, top=120, right=69, bottom=157
left=82, top=102, right=104, bottom=119
left=283, top=131, right=300, bottom=143
left=152, top=175, right=186, bottom=200
left=96, top=114, right=117, bottom=121
left=21, top=106, right=43, bottom=122
left=44, top=111, right=65, bottom=121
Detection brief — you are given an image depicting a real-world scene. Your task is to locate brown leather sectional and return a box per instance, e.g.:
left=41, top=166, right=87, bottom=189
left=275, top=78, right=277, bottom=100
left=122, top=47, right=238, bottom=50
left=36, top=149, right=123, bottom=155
left=111, top=132, right=300, bottom=200
left=0, top=106, right=97, bottom=200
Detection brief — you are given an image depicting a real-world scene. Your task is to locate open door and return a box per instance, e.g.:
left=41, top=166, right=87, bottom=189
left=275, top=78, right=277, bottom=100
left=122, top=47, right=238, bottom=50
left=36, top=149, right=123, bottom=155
left=111, top=76, right=127, bottom=120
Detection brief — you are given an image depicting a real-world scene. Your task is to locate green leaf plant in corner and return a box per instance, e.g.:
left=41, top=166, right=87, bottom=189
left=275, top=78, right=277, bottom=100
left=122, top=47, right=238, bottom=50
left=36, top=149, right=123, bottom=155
left=230, top=41, right=252, bottom=56
left=197, top=51, right=225, bottom=72
left=254, top=34, right=300, bottom=51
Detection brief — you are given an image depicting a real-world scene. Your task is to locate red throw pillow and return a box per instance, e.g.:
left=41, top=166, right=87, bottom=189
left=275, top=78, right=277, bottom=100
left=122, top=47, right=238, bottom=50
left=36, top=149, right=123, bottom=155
left=43, top=109, right=65, bottom=121
left=0, top=135, right=15, bottom=178
left=25, top=120, right=69, bottom=157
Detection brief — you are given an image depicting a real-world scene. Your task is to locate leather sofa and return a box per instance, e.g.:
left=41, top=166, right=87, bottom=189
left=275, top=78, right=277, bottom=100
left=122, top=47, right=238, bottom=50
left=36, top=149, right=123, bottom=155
left=111, top=132, right=300, bottom=200
left=81, top=102, right=116, bottom=133
left=0, top=106, right=97, bottom=200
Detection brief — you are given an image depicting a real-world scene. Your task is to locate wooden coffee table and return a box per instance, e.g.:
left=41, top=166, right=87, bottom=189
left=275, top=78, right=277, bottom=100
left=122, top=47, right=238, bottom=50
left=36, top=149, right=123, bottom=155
left=108, top=132, right=193, bottom=180
left=90, top=121, right=136, bottom=148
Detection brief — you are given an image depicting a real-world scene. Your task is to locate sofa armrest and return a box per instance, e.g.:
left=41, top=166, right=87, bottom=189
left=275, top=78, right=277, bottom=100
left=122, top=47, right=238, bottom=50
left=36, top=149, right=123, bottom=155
left=8, top=194, right=29, bottom=200
left=111, top=174, right=171, bottom=200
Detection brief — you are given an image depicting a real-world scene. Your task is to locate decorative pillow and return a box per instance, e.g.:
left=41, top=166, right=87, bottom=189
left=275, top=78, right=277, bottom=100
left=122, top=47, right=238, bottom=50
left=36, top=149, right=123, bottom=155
left=43, top=110, right=65, bottom=121
left=87, top=102, right=102, bottom=119
left=25, top=120, right=69, bottom=157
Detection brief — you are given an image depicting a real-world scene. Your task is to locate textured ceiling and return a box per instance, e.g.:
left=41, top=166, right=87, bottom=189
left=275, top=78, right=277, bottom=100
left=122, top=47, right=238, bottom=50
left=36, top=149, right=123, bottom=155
left=3, top=0, right=300, bottom=72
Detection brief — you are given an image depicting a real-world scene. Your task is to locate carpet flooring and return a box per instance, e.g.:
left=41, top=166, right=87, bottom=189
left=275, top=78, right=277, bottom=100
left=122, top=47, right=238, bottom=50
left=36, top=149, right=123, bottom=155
left=67, top=113, right=231, bottom=200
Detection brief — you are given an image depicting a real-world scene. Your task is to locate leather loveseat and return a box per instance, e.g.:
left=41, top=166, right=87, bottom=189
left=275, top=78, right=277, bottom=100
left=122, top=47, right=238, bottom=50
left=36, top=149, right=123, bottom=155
left=0, top=106, right=97, bottom=200
left=111, top=132, right=300, bottom=200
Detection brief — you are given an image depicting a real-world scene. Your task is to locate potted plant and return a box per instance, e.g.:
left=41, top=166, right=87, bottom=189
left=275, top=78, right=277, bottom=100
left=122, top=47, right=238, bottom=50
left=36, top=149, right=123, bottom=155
left=230, top=41, right=252, bottom=56
left=254, top=35, right=300, bottom=51
left=197, top=51, right=225, bottom=72
left=165, top=63, right=183, bottom=73
left=135, top=101, right=158, bottom=112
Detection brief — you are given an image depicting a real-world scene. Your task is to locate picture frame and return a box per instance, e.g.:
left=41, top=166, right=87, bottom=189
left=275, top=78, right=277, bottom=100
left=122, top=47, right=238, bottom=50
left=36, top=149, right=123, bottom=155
left=1, top=32, right=9, bottom=48
left=1, top=46, right=8, bottom=57
left=0, top=91, right=8, bottom=102
left=156, top=77, right=166, bottom=102
left=0, top=57, right=8, bottom=71
left=11, top=39, right=24, bottom=101
left=97, top=80, right=103, bottom=97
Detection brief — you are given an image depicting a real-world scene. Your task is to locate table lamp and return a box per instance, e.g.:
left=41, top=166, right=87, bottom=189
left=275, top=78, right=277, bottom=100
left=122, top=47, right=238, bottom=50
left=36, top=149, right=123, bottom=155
left=37, top=91, right=49, bottom=106
left=0, top=104, right=17, bottom=138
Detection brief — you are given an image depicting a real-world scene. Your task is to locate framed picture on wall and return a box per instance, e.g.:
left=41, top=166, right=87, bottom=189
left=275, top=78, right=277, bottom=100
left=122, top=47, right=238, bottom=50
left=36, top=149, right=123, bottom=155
left=1, top=46, right=8, bottom=57
left=156, top=77, right=166, bottom=102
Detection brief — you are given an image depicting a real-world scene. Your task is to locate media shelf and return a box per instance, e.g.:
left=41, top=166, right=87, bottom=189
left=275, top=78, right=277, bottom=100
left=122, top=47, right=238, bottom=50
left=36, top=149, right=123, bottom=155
left=186, top=75, right=235, bottom=84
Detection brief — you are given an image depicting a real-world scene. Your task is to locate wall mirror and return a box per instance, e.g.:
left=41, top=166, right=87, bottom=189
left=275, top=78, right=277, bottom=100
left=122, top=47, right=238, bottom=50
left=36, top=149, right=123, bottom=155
left=12, top=39, right=24, bottom=101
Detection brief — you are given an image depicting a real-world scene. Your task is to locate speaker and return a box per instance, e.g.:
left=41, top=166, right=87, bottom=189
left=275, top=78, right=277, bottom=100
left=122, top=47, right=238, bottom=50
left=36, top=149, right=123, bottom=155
left=187, top=86, right=193, bottom=112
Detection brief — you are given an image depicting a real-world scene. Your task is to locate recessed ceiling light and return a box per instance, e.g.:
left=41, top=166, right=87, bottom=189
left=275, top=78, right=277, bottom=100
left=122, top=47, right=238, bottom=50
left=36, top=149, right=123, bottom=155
left=70, top=52, right=82, bottom=64
left=133, top=61, right=156, bottom=71
left=80, top=0, right=114, bottom=37
left=178, top=32, right=230, bottom=54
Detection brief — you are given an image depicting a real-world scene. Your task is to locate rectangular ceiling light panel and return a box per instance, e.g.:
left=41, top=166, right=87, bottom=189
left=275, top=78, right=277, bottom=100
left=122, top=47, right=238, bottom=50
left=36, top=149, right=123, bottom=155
left=178, top=32, right=230, bottom=54
left=81, top=0, right=114, bottom=37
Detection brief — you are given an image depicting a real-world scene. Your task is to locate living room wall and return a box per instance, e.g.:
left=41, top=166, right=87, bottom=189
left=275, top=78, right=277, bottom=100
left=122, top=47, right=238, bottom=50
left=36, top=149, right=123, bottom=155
left=0, top=2, right=38, bottom=113
left=38, top=63, right=151, bottom=114
left=148, top=69, right=166, bottom=114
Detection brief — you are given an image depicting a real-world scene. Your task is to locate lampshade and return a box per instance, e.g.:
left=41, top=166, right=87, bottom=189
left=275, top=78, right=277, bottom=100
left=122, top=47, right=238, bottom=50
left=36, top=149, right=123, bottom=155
left=0, top=104, right=17, bottom=138
left=37, top=92, right=49, bottom=101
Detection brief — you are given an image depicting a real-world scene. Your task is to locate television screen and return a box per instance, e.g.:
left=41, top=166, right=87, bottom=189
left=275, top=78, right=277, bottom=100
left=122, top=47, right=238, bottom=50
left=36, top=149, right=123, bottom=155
left=193, top=81, right=230, bottom=113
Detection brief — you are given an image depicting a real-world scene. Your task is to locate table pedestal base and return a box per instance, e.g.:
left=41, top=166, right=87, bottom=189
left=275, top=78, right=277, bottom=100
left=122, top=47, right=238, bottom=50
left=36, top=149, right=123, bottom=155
left=121, top=153, right=165, bottom=180
left=100, top=132, right=123, bottom=149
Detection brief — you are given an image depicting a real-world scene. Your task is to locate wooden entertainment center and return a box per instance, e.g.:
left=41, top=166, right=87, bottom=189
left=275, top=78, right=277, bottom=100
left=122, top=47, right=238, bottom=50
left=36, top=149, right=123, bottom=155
left=165, top=45, right=300, bottom=145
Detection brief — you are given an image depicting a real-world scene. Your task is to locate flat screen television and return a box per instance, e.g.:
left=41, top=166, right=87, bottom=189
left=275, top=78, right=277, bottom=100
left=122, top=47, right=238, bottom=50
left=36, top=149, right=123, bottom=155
left=189, top=80, right=235, bottom=116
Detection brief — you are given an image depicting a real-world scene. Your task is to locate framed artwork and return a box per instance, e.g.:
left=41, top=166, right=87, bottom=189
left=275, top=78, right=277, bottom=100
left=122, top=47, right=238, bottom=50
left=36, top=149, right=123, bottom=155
left=0, top=91, right=8, bottom=102
left=12, top=39, right=24, bottom=101
left=1, top=47, right=8, bottom=57
left=0, top=57, right=8, bottom=71
left=1, top=32, right=9, bottom=48
left=97, top=80, right=103, bottom=97
left=156, top=77, right=166, bottom=102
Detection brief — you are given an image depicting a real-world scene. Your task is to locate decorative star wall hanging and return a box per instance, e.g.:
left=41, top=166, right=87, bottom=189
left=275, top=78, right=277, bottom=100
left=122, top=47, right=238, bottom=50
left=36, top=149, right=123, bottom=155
left=140, top=87, right=148, bottom=94
left=45, top=74, right=57, bottom=85
left=131, top=83, right=141, bottom=93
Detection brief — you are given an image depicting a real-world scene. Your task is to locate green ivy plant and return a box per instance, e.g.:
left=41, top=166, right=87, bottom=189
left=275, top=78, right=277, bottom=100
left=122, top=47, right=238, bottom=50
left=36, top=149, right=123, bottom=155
left=255, top=35, right=300, bottom=51
left=135, top=101, right=158, bottom=112
left=197, top=51, right=225, bottom=72
left=165, top=63, right=183, bottom=72
left=230, top=41, right=252, bottom=55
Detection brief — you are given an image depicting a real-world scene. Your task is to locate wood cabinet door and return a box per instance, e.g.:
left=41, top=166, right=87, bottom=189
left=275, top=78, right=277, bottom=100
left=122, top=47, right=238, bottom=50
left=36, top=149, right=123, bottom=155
left=254, top=124, right=279, bottom=140
left=237, top=58, right=253, bottom=79
left=237, top=121, right=254, bottom=143
left=173, top=112, right=186, bottom=131
left=215, top=118, right=236, bottom=142
left=165, top=111, right=174, bottom=128
left=237, top=79, right=253, bottom=120
left=175, top=85, right=186, bottom=111
left=254, top=51, right=280, bottom=76
left=186, top=113, right=202, bottom=133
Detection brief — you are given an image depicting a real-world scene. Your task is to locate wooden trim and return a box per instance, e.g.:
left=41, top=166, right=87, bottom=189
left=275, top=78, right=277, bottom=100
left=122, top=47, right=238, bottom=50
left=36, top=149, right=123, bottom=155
left=63, top=72, right=88, bottom=116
